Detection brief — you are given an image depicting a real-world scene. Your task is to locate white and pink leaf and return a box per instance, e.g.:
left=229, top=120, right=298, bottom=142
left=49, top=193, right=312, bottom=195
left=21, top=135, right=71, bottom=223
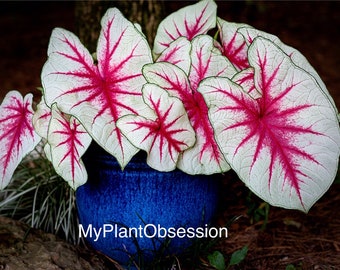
left=47, top=104, right=92, bottom=190
left=217, top=18, right=251, bottom=70
left=200, top=37, right=340, bottom=212
left=153, top=0, right=217, bottom=55
left=155, top=37, right=191, bottom=75
left=41, top=8, right=152, bottom=168
left=0, top=91, right=40, bottom=189
left=117, top=84, right=195, bottom=171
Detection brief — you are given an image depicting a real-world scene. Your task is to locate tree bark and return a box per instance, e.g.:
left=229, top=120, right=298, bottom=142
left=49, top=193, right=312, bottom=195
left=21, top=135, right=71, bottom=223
left=75, top=0, right=164, bottom=53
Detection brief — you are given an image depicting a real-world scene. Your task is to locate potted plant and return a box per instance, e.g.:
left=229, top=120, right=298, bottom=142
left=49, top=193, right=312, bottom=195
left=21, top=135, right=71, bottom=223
left=1, top=0, right=339, bottom=267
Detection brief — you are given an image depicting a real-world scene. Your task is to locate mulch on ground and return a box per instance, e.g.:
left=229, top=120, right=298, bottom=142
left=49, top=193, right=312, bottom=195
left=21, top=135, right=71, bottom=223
left=214, top=171, right=340, bottom=270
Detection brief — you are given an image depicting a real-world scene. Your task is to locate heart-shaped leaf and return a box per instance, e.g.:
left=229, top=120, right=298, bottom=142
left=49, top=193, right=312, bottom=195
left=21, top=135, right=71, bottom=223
left=153, top=0, right=217, bottom=55
left=155, top=37, right=191, bottom=75
left=41, top=8, right=152, bottom=168
left=200, top=37, right=340, bottom=212
left=0, top=91, right=40, bottom=189
left=117, top=84, right=195, bottom=171
left=47, top=104, right=92, bottom=189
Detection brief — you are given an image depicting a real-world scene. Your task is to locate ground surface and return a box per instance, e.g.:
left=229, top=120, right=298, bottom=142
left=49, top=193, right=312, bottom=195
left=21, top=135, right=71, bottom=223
left=0, top=216, right=117, bottom=270
left=214, top=171, right=340, bottom=270
left=0, top=1, right=339, bottom=270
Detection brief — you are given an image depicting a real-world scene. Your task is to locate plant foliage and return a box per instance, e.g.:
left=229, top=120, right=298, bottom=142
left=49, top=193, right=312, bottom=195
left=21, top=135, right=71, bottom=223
left=0, top=0, right=339, bottom=214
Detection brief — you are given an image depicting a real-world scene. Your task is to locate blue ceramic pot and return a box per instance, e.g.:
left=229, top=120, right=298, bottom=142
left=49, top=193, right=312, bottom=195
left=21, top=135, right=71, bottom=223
left=76, top=143, right=220, bottom=266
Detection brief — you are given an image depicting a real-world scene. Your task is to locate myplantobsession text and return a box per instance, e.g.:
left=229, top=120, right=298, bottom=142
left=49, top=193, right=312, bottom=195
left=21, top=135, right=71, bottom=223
left=79, top=223, right=228, bottom=242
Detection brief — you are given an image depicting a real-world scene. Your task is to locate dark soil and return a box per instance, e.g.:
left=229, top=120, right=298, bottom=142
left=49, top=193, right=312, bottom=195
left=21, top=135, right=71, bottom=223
left=0, top=216, right=117, bottom=270
left=0, top=1, right=339, bottom=270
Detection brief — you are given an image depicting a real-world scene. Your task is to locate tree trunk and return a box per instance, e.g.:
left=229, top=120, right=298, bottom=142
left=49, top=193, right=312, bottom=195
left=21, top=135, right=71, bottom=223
left=75, top=0, right=164, bottom=53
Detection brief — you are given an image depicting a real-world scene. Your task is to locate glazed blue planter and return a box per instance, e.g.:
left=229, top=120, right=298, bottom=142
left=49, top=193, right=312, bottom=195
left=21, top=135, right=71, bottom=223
left=76, top=143, right=220, bottom=266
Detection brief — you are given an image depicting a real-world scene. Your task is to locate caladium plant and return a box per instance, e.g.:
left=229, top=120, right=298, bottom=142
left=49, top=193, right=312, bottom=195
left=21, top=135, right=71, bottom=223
left=0, top=0, right=339, bottom=212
